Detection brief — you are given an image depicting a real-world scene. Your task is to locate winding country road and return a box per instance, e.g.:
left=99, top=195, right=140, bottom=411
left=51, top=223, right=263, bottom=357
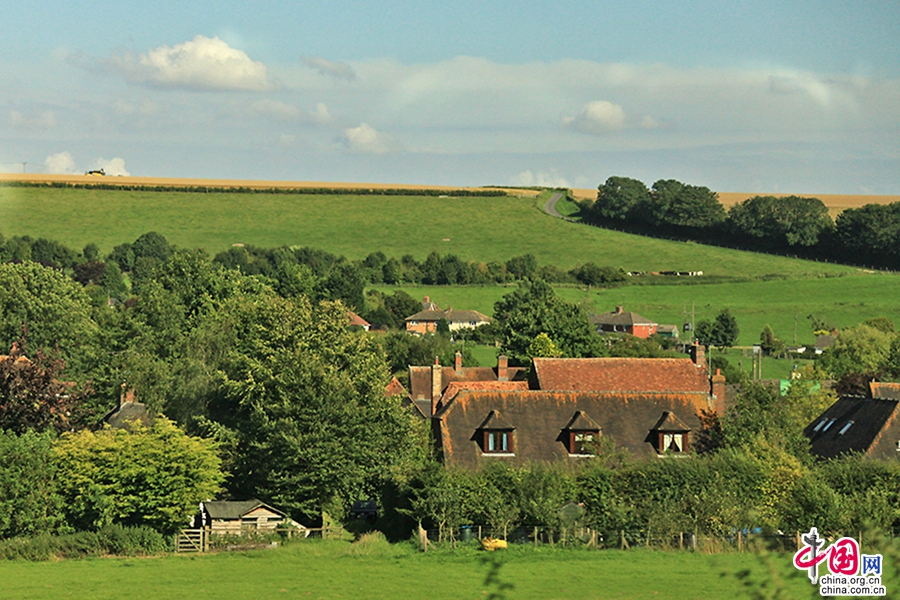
left=542, top=191, right=576, bottom=221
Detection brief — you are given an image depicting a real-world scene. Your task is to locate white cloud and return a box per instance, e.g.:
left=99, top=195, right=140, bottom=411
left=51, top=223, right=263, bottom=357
left=95, top=157, right=130, bottom=176
left=302, top=57, right=356, bottom=82
left=111, top=100, right=158, bottom=116
left=511, top=169, right=570, bottom=188
left=309, top=102, right=332, bottom=124
left=562, top=100, right=626, bottom=135
left=106, top=35, right=274, bottom=91
left=342, top=123, right=391, bottom=154
left=249, top=99, right=301, bottom=121
left=44, top=151, right=78, bottom=174
left=10, top=109, right=57, bottom=130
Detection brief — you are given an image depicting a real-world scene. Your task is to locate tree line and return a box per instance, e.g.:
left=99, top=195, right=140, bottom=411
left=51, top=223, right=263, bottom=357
left=583, top=176, right=900, bottom=271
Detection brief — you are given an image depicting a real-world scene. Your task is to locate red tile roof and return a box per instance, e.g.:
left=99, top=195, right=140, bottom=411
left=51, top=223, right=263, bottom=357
left=532, top=357, right=709, bottom=395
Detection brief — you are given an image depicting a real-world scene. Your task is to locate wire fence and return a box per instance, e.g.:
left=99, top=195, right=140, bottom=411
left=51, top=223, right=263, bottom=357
left=415, top=525, right=864, bottom=554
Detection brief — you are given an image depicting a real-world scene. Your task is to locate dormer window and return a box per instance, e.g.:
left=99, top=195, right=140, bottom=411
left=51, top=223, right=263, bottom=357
left=476, top=410, right=515, bottom=455
left=562, top=411, right=602, bottom=456
left=650, top=411, right=691, bottom=456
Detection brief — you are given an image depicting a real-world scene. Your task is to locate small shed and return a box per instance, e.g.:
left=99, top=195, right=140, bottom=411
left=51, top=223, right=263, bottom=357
left=198, top=499, right=288, bottom=536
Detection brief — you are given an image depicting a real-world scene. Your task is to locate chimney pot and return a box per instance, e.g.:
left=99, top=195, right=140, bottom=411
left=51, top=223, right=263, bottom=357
left=498, top=354, right=509, bottom=381
left=454, top=350, right=463, bottom=374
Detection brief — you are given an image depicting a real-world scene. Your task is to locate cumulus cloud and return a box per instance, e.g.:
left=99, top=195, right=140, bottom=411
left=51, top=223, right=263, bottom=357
left=342, top=123, right=390, bottom=154
left=309, top=102, right=332, bottom=124
left=44, top=151, right=78, bottom=174
left=106, top=35, right=274, bottom=91
left=95, top=157, right=130, bottom=176
left=561, top=100, right=626, bottom=135
left=10, top=109, right=57, bottom=130
left=511, top=169, right=570, bottom=188
left=303, top=57, right=356, bottom=82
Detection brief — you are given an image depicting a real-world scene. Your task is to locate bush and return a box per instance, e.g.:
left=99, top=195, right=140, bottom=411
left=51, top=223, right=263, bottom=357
left=0, top=524, right=167, bottom=560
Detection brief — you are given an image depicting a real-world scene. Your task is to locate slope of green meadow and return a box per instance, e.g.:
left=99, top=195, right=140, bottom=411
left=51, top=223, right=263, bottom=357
left=376, top=273, right=900, bottom=348
left=0, top=186, right=856, bottom=278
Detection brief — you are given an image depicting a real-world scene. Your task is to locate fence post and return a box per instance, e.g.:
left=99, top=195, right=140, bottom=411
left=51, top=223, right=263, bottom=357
left=534, top=526, right=538, bottom=548
left=679, top=532, right=683, bottom=550
left=796, top=531, right=801, bottom=550
left=738, top=531, right=742, bottom=553
left=478, top=525, right=482, bottom=541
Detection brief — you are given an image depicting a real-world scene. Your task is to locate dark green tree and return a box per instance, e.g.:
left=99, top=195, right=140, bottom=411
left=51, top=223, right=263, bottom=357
left=493, top=279, right=603, bottom=365
left=727, top=195, right=833, bottom=248
left=590, top=176, right=650, bottom=222
left=694, top=308, right=739, bottom=351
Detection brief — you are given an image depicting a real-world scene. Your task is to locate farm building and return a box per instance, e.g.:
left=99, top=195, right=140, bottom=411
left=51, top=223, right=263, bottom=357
left=196, top=499, right=289, bottom=536
left=805, top=382, right=900, bottom=460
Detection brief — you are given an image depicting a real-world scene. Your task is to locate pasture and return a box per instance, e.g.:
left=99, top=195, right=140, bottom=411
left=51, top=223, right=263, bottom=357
left=375, top=273, right=900, bottom=348
left=0, top=539, right=814, bottom=600
left=0, top=184, right=857, bottom=278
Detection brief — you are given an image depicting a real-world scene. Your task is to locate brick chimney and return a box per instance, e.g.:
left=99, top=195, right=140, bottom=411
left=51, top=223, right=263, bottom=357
left=431, top=357, right=442, bottom=416
left=691, top=341, right=705, bottom=369
left=497, top=354, right=508, bottom=381
left=711, top=368, right=726, bottom=415
left=454, top=350, right=463, bottom=374
left=615, top=306, right=624, bottom=314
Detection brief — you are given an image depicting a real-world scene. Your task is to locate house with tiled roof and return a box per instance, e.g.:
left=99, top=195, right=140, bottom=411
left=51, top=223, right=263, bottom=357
left=407, top=352, right=527, bottom=417
left=101, top=384, right=152, bottom=430
left=404, top=297, right=491, bottom=335
left=590, top=306, right=658, bottom=339
left=429, top=346, right=726, bottom=466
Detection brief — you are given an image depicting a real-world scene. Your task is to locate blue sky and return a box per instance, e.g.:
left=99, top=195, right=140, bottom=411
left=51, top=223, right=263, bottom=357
left=2, top=1, right=899, bottom=193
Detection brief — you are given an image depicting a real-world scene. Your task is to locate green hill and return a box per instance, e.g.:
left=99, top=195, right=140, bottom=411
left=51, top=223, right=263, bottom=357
left=0, top=186, right=856, bottom=279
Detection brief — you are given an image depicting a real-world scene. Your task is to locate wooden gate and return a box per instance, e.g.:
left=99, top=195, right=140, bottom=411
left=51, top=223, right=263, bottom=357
left=176, top=528, right=209, bottom=553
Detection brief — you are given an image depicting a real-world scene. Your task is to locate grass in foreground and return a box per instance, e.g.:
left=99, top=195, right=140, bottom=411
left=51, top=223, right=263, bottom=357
left=0, top=538, right=817, bottom=600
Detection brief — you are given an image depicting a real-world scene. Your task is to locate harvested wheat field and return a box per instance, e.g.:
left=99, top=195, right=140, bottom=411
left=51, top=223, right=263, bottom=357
left=0, top=174, right=540, bottom=197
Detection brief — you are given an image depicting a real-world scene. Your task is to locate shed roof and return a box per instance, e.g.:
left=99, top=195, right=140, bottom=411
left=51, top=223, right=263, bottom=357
left=591, top=309, right=656, bottom=327
left=203, top=499, right=286, bottom=520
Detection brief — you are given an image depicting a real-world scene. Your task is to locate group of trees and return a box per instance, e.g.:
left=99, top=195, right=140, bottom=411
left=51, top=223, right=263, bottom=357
left=584, top=176, right=900, bottom=270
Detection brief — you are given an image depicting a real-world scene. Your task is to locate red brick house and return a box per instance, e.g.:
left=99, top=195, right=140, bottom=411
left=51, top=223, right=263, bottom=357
left=590, top=306, right=657, bottom=338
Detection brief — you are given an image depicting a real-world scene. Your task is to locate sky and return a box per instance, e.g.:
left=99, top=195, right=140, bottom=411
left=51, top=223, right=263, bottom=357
left=2, top=1, right=899, bottom=194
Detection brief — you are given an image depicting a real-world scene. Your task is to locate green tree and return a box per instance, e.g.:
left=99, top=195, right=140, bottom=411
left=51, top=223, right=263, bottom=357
left=0, top=430, right=65, bottom=538
left=202, top=294, right=426, bottom=519
left=0, top=261, right=100, bottom=376
left=694, top=308, right=739, bottom=351
left=493, top=279, right=603, bottom=365
left=590, top=176, right=650, bottom=222
left=729, top=195, right=833, bottom=247
left=645, top=180, right=725, bottom=229
left=759, top=324, right=784, bottom=357
left=53, top=418, right=224, bottom=534
left=818, top=323, right=893, bottom=379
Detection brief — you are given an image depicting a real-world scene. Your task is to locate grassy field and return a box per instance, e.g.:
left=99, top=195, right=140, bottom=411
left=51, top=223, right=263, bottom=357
left=374, top=272, right=900, bottom=348
left=0, top=539, right=816, bottom=600
left=0, top=185, right=858, bottom=278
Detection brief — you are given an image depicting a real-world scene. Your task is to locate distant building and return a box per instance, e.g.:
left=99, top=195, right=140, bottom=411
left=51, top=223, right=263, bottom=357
left=404, top=296, right=491, bottom=335
left=590, top=306, right=658, bottom=339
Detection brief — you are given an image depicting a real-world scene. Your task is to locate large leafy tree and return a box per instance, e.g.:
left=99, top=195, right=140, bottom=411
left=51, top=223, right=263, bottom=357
left=590, top=176, right=650, bottom=222
left=646, top=179, right=725, bottom=229
left=202, top=293, right=426, bottom=519
left=0, top=262, right=100, bottom=376
left=493, top=279, right=603, bottom=365
left=727, top=195, right=833, bottom=248
left=694, top=308, right=739, bottom=351
left=53, top=418, right=224, bottom=534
